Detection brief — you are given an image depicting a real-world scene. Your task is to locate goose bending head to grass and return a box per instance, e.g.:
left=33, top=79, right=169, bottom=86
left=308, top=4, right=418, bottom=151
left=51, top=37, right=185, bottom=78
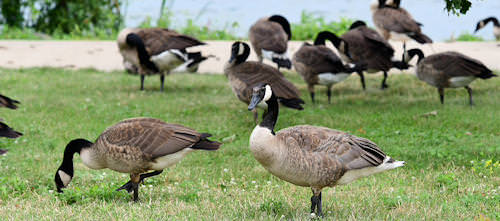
left=54, top=117, right=221, bottom=201
left=224, top=41, right=304, bottom=123
left=117, top=28, right=205, bottom=91
left=247, top=83, right=405, bottom=217
left=293, top=30, right=366, bottom=103
left=249, top=15, right=292, bottom=70
left=474, top=17, right=500, bottom=41
left=404, top=49, right=497, bottom=105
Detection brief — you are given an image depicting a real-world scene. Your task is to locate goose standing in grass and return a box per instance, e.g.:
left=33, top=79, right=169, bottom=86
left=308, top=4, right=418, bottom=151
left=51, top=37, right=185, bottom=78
left=293, top=31, right=366, bottom=103
left=0, top=121, right=23, bottom=155
left=339, top=21, right=409, bottom=89
left=371, top=0, right=432, bottom=54
left=249, top=15, right=292, bottom=70
left=54, top=117, right=221, bottom=201
left=247, top=83, right=405, bottom=217
left=117, top=28, right=205, bottom=91
left=224, top=41, right=304, bottom=123
left=404, top=49, right=497, bottom=105
left=474, top=17, right=500, bottom=40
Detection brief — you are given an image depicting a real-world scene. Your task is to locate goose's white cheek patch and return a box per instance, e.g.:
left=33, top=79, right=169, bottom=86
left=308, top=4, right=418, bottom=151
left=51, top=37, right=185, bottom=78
left=58, top=170, right=72, bottom=186
left=263, top=85, right=272, bottom=102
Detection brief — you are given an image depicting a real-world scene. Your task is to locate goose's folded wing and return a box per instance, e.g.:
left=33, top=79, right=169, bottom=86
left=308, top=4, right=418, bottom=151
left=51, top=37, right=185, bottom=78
left=137, top=28, right=205, bottom=56
left=250, top=22, right=288, bottom=53
left=428, top=52, right=491, bottom=78
left=101, top=118, right=202, bottom=159
left=294, top=45, right=345, bottom=74
left=231, top=62, right=301, bottom=99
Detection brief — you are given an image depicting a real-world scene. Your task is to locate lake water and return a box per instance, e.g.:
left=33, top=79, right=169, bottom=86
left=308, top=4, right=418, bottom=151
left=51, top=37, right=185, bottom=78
left=125, top=0, right=500, bottom=41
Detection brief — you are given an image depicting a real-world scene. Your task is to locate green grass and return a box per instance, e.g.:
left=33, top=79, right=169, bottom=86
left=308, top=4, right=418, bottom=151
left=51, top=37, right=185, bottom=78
left=451, top=31, right=485, bottom=42
left=0, top=68, right=498, bottom=220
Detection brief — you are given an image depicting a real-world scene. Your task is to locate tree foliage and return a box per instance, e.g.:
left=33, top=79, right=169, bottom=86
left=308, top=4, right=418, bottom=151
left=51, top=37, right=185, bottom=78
left=444, top=0, right=472, bottom=15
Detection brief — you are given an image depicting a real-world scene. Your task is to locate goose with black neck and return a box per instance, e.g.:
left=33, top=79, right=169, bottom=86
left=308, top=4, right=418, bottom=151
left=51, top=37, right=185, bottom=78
left=248, top=83, right=405, bottom=217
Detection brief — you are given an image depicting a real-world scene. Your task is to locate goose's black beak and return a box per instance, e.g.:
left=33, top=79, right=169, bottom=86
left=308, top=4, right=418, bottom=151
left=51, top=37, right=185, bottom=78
left=248, top=94, right=263, bottom=111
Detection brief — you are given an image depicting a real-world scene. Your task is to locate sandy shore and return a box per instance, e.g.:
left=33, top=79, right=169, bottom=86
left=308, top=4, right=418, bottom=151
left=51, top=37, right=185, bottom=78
left=0, top=40, right=498, bottom=74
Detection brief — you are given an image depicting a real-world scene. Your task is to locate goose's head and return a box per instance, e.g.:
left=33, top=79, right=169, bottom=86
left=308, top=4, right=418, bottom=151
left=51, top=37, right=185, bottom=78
left=55, top=139, right=93, bottom=193
left=475, top=21, right=486, bottom=33
left=229, top=41, right=250, bottom=65
left=403, top=48, right=425, bottom=64
left=248, top=83, right=273, bottom=111
left=314, top=31, right=352, bottom=60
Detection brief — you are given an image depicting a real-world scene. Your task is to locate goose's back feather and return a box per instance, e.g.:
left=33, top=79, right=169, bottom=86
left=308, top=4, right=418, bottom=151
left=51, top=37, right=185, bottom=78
left=249, top=18, right=288, bottom=54
left=373, top=7, right=421, bottom=34
left=97, top=118, right=202, bottom=160
left=342, top=27, right=394, bottom=71
left=417, top=51, right=493, bottom=87
left=136, top=28, right=205, bottom=56
left=293, top=43, right=345, bottom=80
left=226, top=61, right=301, bottom=103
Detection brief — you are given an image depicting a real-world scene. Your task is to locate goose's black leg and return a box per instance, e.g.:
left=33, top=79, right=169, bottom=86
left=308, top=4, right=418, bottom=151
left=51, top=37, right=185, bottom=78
left=327, top=86, right=332, bottom=104
left=465, top=86, right=474, bottom=106
left=160, top=74, right=165, bottom=92
left=0, top=149, right=7, bottom=155
left=308, top=85, right=315, bottom=103
left=357, top=71, right=366, bottom=90
left=381, top=71, right=389, bottom=89
left=117, top=170, right=163, bottom=192
left=310, top=188, right=323, bottom=217
left=140, top=75, right=145, bottom=91
left=438, top=88, right=444, bottom=104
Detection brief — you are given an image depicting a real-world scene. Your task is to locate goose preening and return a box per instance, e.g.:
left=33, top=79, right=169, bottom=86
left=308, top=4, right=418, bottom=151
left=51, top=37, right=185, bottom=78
left=249, top=15, right=292, bottom=70
left=117, top=28, right=205, bottom=91
left=0, top=94, right=20, bottom=109
left=371, top=0, right=432, bottom=53
left=224, top=41, right=304, bottom=122
left=474, top=17, right=500, bottom=40
left=340, top=21, right=409, bottom=89
left=0, top=121, right=23, bottom=155
left=247, top=83, right=405, bottom=216
left=293, top=31, right=366, bottom=103
left=404, top=49, right=497, bottom=105
left=54, top=117, right=222, bottom=201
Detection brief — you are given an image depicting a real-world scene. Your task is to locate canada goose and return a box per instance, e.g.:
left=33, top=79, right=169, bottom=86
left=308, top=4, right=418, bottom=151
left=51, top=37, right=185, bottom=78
left=405, top=49, right=497, bottom=105
left=474, top=17, right=500, bottom=40
left=247, top=83, right=405, bottom=217
left=371, top=0, right=432, bottom=54
left=293, top=31, right=366, bottom=103
left=340, top=21, right=409, bottom=89
left=117, top=28, right=205, bottom=91
left=0, top=121, right=23, bottom=155
left=249, top=15, right=292, bottom=70
left=0, top=94, right=20, bottom=109
left=224, top=41, right=304, bottom=122
left=123, top=52, right=213, bottom=74
left=54, top=117, right=221, bottom=201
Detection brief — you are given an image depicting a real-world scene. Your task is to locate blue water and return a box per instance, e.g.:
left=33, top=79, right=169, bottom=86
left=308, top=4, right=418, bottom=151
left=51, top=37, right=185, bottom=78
left=125, top=0, right=500, bottom=41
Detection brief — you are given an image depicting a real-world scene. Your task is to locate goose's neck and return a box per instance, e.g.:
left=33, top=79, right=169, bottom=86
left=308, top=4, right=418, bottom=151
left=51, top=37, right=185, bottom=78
left=58, top=139, right=94, bottom=173
left=260, top=95, right=279, bottom=134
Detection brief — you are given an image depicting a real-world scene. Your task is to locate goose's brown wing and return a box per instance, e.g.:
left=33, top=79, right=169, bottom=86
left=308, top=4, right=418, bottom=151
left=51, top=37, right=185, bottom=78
left=342, top=28, right=393, bottom=71
left=0, top=94, right=20, bottom=109
left=426, top=52, right=491, bottom=78
left=230, top=62, right=301, bottom=99
left=373, top=8, right=421, bottom=34
left=136, top=28, right=205, bottom=56
left=278, top=125, right=386, bottom=169
left=249, top=20, right=288, bottom=53
left=100, top=118, right=202, bottom=159
left=0, top=122, right=22, bottom=138
left=294, top=44, right=345, bottom=74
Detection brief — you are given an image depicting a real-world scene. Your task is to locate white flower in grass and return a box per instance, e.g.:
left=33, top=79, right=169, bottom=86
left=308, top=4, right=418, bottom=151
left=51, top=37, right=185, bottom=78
left=310, top=213, right=316, bottom=218
left=251, top=181, right=256, bottom=184
left=223, top=168, right=229, bottom=173
left=267, top=181, right=271, bottom=185
left=48, top=190, right=54, bottom=194
left=174, top=182, right=179, bottom=186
